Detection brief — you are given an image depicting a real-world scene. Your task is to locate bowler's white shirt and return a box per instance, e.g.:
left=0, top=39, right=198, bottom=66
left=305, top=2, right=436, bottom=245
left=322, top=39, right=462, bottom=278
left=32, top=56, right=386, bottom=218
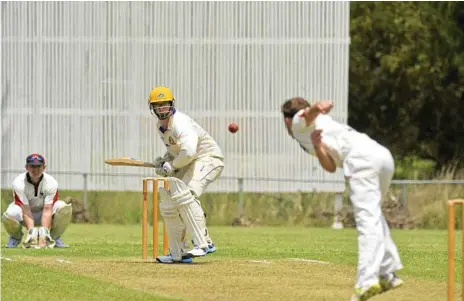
left=291, top=110, right=375, bottom=167
left=157, top=110, right=224, bottom=169
left=12, top=172, right=59, bottom=212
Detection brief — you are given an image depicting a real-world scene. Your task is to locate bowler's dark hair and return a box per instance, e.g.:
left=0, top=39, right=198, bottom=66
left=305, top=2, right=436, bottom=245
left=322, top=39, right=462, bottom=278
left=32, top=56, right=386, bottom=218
left=281, top=97, right=310, bottom=118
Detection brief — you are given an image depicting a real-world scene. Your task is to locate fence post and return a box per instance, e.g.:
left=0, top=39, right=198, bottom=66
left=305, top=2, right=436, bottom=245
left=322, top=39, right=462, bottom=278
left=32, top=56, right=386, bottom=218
left=237, top=178, right=244, bottom=217
left=83, top=173, right=88, bottom=210
left=331, top=192, right=344, bottom=230
left=401, top=183, right=406, bottom=206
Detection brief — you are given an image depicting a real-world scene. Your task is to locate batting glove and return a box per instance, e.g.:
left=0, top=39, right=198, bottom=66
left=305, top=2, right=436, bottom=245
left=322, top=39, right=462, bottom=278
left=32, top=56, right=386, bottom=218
left=162, top=161, right=176, bottom=176
left=155, top=167, right=167, bottom=176
left=153, top=156, right=165, bottom=168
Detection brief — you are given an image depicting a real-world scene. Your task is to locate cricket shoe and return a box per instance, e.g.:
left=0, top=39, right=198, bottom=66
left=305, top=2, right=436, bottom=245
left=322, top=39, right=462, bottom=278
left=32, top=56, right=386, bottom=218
left=186, top=246, right=208, bottom=258
left=5, top=236, right=21, bottom=248
left=350, top=283, right=382, bottom=301
left=191, top=240, right=216, bottom=255
left=54, top=237, right=69, bottom=248
left=156, top=254, right=192, bottom=264
left=207, top=243, right=216, bottom=254
left=379, top=273, right=404, bottom=292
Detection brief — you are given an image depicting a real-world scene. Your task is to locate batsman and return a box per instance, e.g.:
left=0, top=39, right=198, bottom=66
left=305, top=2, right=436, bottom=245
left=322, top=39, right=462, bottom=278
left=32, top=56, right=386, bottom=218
left=148, top=86, right=224, bottom=264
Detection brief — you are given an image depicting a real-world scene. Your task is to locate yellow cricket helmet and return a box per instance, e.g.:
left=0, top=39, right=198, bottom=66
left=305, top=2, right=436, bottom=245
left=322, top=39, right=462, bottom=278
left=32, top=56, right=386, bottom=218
left=147, top=86, right=175, bottom=120
left=148, top=86, right=175, bottom=104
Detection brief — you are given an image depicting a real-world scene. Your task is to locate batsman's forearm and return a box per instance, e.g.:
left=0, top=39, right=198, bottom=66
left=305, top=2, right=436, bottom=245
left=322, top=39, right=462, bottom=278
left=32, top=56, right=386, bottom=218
left=173, top=135, right=198, bottom=169
left=22, top=206, right=35, bottom=230
left=314, top=144, right=337, bottom=173
left=163, top=151, right=175, bottom=161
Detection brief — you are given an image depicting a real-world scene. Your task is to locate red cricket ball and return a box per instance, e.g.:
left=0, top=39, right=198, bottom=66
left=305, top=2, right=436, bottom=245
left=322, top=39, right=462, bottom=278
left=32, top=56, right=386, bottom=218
left=228, top=122, right=239, bottom=133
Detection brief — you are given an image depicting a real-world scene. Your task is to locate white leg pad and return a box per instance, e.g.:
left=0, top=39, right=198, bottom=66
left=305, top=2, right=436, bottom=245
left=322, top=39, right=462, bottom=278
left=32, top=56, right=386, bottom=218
left=167, top=177, right=209, bottom=249
left=192, top=198, right=211, bottom=245
left=1, top=213, right=23, bottom=239
left=50, top=203, right=72, bottom=239
left=159, top=200, right=187, bottom=261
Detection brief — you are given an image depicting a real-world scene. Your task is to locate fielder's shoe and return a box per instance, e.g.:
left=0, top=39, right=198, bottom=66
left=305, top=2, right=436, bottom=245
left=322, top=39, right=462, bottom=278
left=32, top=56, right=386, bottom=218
left=54, top=237, right=69, bottom=248
left=156, top=254, right=192, bottom=264
left=5, top=236, right=21, bottom=248
left=350, top=283, right=382, bottom=301
left=379, top=273, right=404, bottom=292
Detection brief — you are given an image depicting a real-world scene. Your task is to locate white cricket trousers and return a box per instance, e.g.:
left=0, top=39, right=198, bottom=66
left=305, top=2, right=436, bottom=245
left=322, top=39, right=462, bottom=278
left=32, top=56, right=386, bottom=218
left=343, top=143, right=403, bottom=289
left=175, top=156, right=224, bottom=198
left=4, top=200, right=68, bottom=225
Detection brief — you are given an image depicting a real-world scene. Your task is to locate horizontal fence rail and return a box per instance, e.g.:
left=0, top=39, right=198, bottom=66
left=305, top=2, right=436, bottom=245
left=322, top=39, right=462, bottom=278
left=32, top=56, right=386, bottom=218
left=2, top=170, right=462, bottom=211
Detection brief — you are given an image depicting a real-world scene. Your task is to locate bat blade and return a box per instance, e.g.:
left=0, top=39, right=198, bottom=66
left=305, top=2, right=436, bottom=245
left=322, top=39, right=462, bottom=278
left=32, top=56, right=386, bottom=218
left=104, top=157, right=154, bottom=168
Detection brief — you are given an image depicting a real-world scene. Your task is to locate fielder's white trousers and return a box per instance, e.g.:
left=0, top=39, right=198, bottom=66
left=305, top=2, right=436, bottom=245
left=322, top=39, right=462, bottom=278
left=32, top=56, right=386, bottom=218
left=343, top=143, right=403, bottom=289
left=4, top=200, right=68, bottom=225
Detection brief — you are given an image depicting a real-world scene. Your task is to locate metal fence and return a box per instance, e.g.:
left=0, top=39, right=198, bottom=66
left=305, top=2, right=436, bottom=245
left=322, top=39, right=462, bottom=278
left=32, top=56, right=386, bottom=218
left=2, top=170, right=463, bottom=213
left=1, top=1, right=350, bottom=194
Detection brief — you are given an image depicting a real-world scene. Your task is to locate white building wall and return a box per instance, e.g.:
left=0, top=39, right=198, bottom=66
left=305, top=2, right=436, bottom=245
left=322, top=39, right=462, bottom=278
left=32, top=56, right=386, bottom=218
left=1, top=2, right=350, bottom=193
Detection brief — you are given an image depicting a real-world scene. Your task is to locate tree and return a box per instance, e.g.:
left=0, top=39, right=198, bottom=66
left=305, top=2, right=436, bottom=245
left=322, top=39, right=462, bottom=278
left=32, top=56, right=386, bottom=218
left=349, top=2, right=464, bottom=174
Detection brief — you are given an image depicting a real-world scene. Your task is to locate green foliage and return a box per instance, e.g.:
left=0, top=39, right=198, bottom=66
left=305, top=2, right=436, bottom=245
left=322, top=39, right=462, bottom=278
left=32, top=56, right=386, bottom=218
left=349, top=2, right=464, bottom=173
left=393, top=156, right=435, bottom=179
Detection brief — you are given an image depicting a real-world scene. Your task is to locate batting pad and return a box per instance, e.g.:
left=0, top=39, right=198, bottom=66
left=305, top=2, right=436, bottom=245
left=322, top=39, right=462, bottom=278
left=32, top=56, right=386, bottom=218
left=167, top=177, right=209, bottom=249
left=159, top=202, right=187, bottom=261
left=50, top=204, right=72, bottom=239
left=1, top=214, right=23, bottom=239
left=158, top=187, right=170, bottom=203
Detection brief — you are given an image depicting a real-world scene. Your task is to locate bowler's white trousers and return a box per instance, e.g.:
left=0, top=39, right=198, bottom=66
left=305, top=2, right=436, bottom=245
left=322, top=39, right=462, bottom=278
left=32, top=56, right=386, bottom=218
left=343, top=142, right=403, bottom=289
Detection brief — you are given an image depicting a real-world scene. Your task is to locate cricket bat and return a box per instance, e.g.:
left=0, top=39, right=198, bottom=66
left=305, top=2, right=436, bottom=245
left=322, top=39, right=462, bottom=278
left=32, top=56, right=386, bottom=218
left=104, top=157, right=155, bottom=168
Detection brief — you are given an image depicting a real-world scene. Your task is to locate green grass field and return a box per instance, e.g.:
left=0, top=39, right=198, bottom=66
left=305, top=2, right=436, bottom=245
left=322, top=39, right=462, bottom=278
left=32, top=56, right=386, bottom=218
left=0, top=224, right=459, bottom=301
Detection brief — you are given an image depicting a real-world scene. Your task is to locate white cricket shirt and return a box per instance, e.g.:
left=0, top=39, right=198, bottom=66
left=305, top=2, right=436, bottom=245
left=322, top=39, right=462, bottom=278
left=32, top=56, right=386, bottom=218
left=157, top=110, right=224, bottom=169
left=291, top=109, right=376, bottom=167
left=12, top=172, right=59, bottom=212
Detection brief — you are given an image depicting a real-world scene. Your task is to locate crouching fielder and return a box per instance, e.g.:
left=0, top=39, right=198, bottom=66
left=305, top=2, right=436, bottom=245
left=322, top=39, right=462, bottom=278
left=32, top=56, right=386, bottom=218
left=281, top=98, right=403, bottom=301
left=148, top=86, right=224, bottom=263
left=2, top=153, right=72, bottom=248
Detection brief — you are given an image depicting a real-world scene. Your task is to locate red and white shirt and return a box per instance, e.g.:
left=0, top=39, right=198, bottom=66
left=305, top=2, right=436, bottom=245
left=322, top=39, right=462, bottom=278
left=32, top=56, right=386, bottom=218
left=12, top=172, right=59, bottom=212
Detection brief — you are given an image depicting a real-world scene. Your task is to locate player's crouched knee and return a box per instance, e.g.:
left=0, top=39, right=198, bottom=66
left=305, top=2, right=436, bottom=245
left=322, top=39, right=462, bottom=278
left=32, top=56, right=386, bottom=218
left=53, top=201, right=73, bottom=218
left=53, top=200, right=69, bottom=212
left=3, top=203, right=23, bottom=222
